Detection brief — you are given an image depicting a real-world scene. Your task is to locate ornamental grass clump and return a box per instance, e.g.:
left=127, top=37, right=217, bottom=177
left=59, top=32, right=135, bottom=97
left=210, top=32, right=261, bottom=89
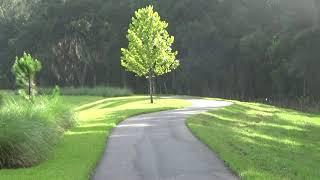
left=0, top=96, right=75, bottom=168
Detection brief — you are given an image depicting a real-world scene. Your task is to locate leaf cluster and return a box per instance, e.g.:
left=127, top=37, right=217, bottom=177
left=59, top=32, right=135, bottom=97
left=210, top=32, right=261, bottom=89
left=121, top=6, right=179, bottom=77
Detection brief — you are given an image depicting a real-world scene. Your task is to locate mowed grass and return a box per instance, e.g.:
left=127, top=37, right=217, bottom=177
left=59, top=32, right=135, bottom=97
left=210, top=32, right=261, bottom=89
left=187, top=101, right=320, bottom=180
left=39, top=86, right=133, bottom=97
left=0, top=96, right=190, bottom=180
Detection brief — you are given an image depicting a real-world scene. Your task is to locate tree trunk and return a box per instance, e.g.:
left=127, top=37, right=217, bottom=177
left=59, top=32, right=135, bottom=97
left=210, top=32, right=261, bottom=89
left=313, top=0, right=320, bottom=29
left=93, top=74, right=97, bottom=87
left=171, top=72, right=176, bottom=93
left=122, top=70, right=127, bottom=88
left=79, top=64, right=88, bottom=87
left=148, top=75, right=154, bottom=104
left=303, top=77, right=307, bottom=97
left=152, top=77, right=156, bottom=94
left=164, top=80, right=168, bottom=94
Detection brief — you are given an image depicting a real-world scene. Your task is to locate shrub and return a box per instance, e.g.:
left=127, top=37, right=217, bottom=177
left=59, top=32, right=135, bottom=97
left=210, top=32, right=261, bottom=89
left=39, top=86, right=133, bottom=97
left=0, top=96, right=75, bottom=168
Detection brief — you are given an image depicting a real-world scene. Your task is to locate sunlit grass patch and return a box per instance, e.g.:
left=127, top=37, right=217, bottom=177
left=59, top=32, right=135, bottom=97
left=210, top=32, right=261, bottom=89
left=187, top=101, right=320, bottom=180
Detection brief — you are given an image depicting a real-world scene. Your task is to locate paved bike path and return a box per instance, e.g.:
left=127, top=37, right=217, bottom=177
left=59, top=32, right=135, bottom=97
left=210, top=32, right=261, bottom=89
left=93, top=99, right=238, bottom=180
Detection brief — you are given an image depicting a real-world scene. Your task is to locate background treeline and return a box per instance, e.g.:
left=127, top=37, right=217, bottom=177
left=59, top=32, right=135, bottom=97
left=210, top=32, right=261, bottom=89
left=1, top=0, right=320, bottom=103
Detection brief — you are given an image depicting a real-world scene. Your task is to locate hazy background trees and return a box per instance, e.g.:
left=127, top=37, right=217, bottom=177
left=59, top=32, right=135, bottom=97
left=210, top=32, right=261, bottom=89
left=1, top=0, right=320, bottom=103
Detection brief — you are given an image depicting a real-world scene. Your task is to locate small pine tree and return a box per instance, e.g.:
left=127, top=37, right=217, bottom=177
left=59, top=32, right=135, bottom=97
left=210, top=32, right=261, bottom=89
left=12, top=52, right=42, bottom=99
left=121, top=6, right=179, bottom=103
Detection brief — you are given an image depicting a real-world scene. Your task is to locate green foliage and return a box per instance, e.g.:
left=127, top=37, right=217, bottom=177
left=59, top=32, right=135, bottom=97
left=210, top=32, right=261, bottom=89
left=0, top=96, right=75, bottom=168
left=39, top=86, right=133, bottom=97
left=12, top=52, right=42, bottom=98
left=121, top=6, right=179, bottom=77
left=121, top=6, right=179, bottom=103
left=1, top=0, right=320, bottom=106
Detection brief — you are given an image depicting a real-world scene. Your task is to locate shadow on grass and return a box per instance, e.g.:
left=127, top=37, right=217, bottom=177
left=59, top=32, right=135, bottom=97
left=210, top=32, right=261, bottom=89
left=188, top=103, right=320, bottom=179
left=216, top=104, right=319, bottom=132
left=75, top=97, right=148, bottom=112
left=0, top=96, right=188, bottom=180
left=75, top=99, right=111, bottom=112
left=48, top=98, right=182, bottom=179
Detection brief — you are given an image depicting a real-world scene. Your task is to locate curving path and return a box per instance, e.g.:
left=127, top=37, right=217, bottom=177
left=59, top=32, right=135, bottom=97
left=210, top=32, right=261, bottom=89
left=93, top=98, right=238, bottom=180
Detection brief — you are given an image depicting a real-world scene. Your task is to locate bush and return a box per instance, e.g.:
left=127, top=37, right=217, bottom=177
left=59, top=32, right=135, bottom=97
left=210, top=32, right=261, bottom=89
left=0, top=96, right=75, bottom=168
left=39, top=86, right=133, bottom=97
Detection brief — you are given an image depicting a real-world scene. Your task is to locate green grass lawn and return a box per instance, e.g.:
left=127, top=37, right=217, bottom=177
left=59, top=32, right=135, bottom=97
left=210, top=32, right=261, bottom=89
left=0, top=95, right=190, bottom=180
left=187, top=101, right=320, bottom=180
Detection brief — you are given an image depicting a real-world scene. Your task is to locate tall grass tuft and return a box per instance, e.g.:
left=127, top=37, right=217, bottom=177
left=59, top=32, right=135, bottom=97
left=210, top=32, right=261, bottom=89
left=39, top=86, right=133, bottom=97
left=0, top=96, right=75, bottom=168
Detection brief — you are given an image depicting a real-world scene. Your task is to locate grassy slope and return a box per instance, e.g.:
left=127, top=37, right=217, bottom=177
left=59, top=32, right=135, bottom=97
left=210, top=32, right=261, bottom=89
left=0, top=96, right=190, bottom=180
left=187, top=101, right=320, bottom=180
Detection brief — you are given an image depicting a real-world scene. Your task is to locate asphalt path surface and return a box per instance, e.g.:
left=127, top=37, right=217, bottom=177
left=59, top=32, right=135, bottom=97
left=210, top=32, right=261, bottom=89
left=93, top=98, right=238, bottom=180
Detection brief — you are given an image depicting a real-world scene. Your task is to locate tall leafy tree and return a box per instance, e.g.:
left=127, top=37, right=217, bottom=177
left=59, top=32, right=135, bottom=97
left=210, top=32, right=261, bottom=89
left=12, top=52, right=42, bottom=98
left=121, top=6, right=179, bottom=103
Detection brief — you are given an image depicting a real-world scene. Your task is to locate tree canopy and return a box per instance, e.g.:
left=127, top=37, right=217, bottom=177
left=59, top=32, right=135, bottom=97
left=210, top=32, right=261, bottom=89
left=1, top=0, right=320, bottom=105
left=121, top=6, right=179, bottom=103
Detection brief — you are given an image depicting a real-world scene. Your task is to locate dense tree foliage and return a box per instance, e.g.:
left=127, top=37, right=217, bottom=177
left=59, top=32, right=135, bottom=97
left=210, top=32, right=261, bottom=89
left=121, top=6, right=179, bottom=103
left=12, top=52, right=42, bottom=97
left=1, top=0, right=320, bottom=102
